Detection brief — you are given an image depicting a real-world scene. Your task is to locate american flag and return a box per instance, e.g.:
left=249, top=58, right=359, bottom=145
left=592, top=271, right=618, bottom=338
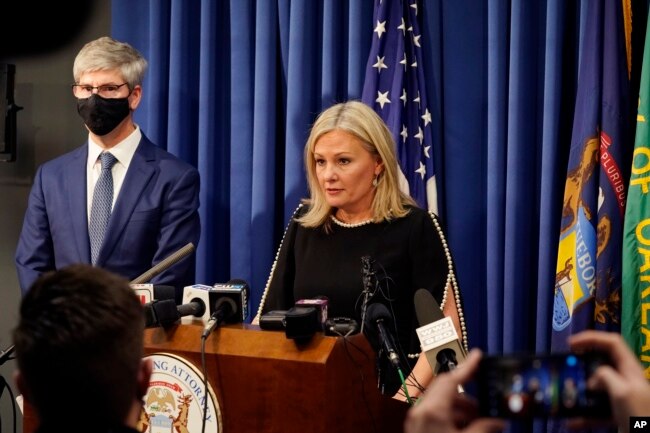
left=362, top=0, right=438, bottom=214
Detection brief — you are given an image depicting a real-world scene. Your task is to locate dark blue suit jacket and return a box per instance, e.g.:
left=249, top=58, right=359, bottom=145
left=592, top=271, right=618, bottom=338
left=15, top=134, right=201, bottom=297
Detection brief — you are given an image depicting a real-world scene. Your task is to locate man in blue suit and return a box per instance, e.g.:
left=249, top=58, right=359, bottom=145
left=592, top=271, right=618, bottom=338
left=15, top=36, right=201, bottom=299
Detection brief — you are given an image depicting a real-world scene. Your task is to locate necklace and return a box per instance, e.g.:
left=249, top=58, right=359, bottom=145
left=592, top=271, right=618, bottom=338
left=330, top=215, right=374, bottom=228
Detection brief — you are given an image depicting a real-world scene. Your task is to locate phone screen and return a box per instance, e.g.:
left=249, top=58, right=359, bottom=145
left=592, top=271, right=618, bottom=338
left=476, top=352, right=611, bottom=419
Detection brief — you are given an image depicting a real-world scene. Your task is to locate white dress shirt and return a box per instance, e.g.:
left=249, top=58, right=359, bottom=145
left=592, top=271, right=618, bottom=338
left=86, top=127, right=142, bottom=224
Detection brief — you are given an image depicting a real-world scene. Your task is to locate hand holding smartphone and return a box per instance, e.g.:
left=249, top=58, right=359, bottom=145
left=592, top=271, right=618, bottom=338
left=476, top=351, right=611, bottom=419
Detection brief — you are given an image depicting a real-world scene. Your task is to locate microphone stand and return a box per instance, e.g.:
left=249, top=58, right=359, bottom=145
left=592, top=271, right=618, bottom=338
left=0, top=345, right=14, bottom=366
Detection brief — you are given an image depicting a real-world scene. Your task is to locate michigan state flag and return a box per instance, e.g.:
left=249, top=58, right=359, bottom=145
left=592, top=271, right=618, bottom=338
left=361, top=0, right=438, bottom=213
left=551, top=0, right=629, bottom=352
left=622, top=7, right=650, bottom=379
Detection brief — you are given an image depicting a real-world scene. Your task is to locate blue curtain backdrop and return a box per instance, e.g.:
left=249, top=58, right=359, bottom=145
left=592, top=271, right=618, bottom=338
left=111, top=0, right=644, bottom=362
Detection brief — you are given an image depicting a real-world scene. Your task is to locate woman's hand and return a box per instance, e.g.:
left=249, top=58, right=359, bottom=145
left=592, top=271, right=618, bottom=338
left=404, top=349, right=506, bottom=433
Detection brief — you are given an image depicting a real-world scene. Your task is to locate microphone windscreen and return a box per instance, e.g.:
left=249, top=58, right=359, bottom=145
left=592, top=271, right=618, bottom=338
left=295, top=297, right=328, bottom=329
left=365, top=302, right=391, bottom=322
left=153, top=299, right=180, bottom=327
left=212, top=281, right=249, bottom=323
left=144, top=304, right=157, bottom=328
left=365, top=303, right=393, bottom=335
left=153, top=285, right=176, bottom=301
left=226, top=278, right=249, bottom=288
left=215, top=297, right=238, bottom=316
left=284, top=307, right=319, bottom=340
left=414, top=288, right=444, bottom=326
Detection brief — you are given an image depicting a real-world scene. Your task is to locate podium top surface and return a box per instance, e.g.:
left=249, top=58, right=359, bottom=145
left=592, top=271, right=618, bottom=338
left=144, top=322, right=344, bottom=363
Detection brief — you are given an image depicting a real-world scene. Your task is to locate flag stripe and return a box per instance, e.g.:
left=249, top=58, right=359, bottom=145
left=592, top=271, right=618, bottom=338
left=361, top=0, right=438, bottom=214
left=622, top=7, right=650, bottom=380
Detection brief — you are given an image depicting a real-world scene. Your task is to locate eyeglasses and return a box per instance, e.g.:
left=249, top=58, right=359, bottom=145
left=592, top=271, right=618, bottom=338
left=71, top=83, right=129, bottom=99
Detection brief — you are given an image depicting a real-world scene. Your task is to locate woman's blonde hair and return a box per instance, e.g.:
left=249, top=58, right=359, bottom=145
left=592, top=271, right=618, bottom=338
left=298, top=100, right=416, bottom=230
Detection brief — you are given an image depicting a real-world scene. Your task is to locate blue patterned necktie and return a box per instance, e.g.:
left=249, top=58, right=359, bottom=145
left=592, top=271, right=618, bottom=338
left=89, top=152, right=117, bottom=265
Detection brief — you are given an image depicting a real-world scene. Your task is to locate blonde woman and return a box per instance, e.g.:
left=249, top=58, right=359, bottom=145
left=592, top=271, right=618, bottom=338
left=257, top=101, right=466, bottom=400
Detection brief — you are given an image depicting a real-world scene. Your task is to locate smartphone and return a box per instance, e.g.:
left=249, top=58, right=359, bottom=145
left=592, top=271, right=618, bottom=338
left=476, top=351, right=611, bottom=419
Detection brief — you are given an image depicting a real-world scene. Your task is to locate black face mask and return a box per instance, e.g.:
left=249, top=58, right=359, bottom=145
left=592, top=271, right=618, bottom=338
left=76, top=94, right=130, bottom=136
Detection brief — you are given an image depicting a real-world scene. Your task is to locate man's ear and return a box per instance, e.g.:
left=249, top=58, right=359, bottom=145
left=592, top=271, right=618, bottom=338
left=136, top=358, right=153, bottom=399
left=128, top=85, right=143, bottom=111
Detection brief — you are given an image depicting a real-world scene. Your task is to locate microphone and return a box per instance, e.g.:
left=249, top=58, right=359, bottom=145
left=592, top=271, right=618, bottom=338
left=141, top=285, right=184, bottom=327
left=177, top=299, right=207, bottom=318
left=202, top=297, right=238, bottom=338
left=144, top=297, right=206, bottom=328
left=259, top=310, right=289, bottom=331
left=130, top=242, right=195, bottom=284
left=144, top=299, right=177, bottom=328
left=295, top=296, right=329, bottom=329
left=200, top=280, right=249, bottom=338
left=364, top=303, right=402, bottom=369
left=284, top=307, right=319, bottom=341
left=414, top=289, right=467, bottom=375
left=153, top=285, right=176, bottom=301
left=216, top=279, right=250, bottom=323
left=0, top=345, right=15, bottom=366
left=181, top=280, right=249, bottom=326
left=261, top=297, right=329, bottom=340
left=131, top=284, right=176, bottom=304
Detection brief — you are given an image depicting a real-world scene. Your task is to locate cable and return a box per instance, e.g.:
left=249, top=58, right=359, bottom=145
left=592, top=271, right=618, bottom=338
left=340, top=336, right=378, bottom=433
left=200, top=335, right=208, bottom=433
left=396, top=368, right=413, bottom=406
left=0, top=376, right=17, bottom=433
left=359, top=256, right=377, bottom=334
left=371, top=261, right=430, bottom=397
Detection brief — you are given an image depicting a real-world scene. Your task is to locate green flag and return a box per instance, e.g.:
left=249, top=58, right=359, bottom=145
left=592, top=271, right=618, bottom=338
left=622, top=9, right=650, bottom=380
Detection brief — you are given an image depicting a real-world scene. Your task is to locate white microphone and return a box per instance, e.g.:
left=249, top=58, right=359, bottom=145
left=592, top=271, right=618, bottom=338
left=131, top=284, right=176, bottom=304
left=414, top=289, right=467, bottom=375
left=181, top=281, right=250, bottom=326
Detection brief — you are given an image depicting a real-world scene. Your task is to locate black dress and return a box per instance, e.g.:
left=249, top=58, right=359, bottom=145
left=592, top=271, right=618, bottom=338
left=259, top=204, right=458, bottom=395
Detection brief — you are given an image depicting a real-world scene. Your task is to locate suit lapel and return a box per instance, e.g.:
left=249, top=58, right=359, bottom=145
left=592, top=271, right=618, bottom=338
left=66, top=145, right=91, bottom=262
left=96, top=138, right=156, bottom=266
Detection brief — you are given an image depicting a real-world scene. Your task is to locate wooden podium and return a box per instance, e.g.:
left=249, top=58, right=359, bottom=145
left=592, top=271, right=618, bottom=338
left=23, top=322, right=408, bottom=433
left=144, top=323, right=408, bottom=433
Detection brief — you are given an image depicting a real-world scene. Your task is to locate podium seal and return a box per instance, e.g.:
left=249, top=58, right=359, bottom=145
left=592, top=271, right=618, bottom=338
left=138, top=352, right=221, bottom=433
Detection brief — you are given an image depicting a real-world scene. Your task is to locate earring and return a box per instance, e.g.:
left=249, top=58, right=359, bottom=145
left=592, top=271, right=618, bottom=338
left=372, top=175, right=379, bottom=187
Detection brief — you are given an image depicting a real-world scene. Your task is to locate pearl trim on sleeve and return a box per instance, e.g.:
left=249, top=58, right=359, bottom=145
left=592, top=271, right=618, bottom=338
left=428, top=210, right=468, bottom=352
